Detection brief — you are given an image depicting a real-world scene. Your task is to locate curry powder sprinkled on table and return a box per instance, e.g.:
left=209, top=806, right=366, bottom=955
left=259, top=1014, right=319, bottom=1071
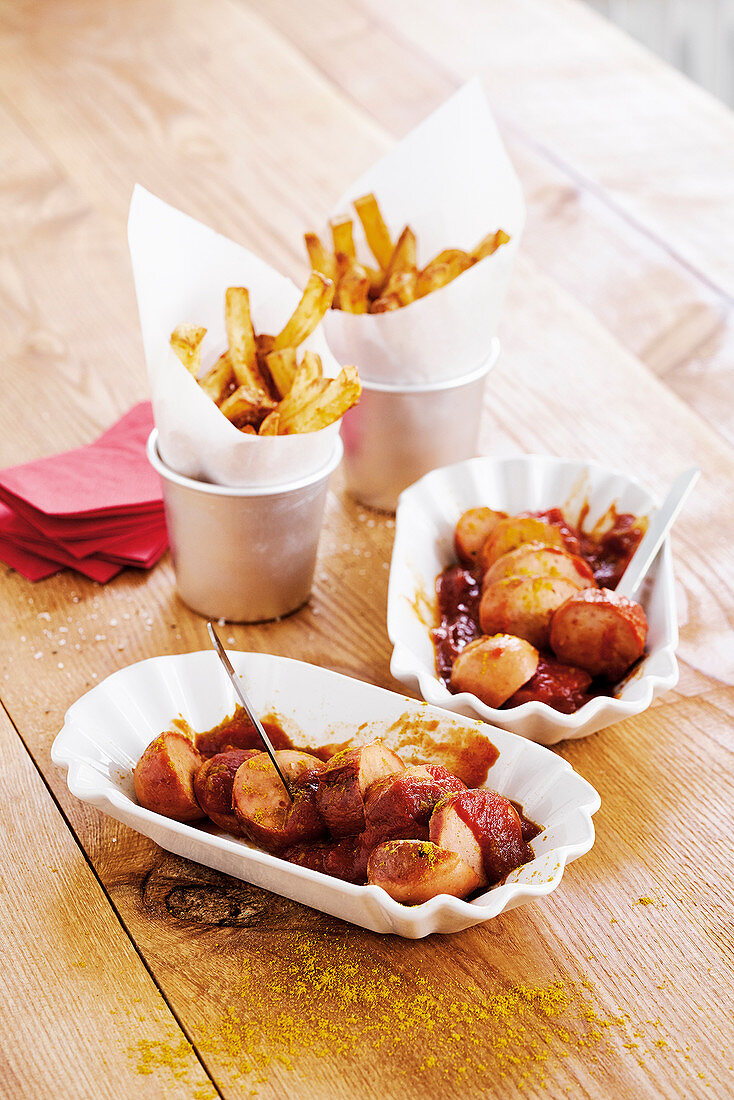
left=132, top=1035, right=195, bottom=1080
left=193, top=931, right=675, bottom=1090
left=130, top=1033, right=219, bottom=1098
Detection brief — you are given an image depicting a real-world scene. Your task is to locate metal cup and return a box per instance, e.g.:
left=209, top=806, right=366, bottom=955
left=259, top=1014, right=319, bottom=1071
left=147, top=430, right=342, bottom=622
left=340, top=339, right=500, bottom=512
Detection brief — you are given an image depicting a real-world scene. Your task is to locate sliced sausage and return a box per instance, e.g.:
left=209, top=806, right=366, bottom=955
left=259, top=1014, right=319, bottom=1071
left=420, top=763, right=467, bottom=795
left=323, top=837, right=371, bottom=884
left=315, top=741, right=405, bottom=838
left=283, top=837, right=371, bottom=884
left=478, top=517, right=565, bottom=574
left=362, top=765, right=445, bottom=849
left=232, top=749, right=327, bottom=853
left=454, top=507, right=508, bottom=566
left=450, top=633, right=539, bottom=708
left=133, top=731, right=205, bottom=823
left=479, top=575, right=582, bottom=650
left=282, top=841, right=331, bottom=875
left=549, top=587, right=648, bottom=681
left=430, top=790, right=534, bottom=887
left=483, top=542, right=596, bottom=590
left=428, top=797, right=488, bottom=887
left=367, top=840, right=480, bottom=904
left=193, top=748, right=260, bottom=834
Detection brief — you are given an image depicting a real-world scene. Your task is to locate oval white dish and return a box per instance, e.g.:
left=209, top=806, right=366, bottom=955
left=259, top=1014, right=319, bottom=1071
left=387, top=455, right=679, bottom=746
left=52, top=651, right=600, bottom=938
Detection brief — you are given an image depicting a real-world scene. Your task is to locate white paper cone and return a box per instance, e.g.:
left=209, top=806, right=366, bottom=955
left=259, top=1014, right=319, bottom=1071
left=128, top=187, right=341, bottom=487
left=322, top=80, right=525, bottom=385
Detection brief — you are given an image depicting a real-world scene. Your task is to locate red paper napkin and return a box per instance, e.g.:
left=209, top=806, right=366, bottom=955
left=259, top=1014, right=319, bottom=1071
left=0, top=537, right=62, bottom=582
left=0, top=403, right=168, bottom=582
left=0, top=505, right=167, bottom=564
left=0, top=403, right=162, bottom=519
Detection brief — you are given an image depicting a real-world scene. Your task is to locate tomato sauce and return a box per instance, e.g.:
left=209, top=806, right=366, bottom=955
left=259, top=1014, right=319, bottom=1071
left=194, top=711, right=293, bottom=758
left=509, top=656, right=593, bottom=714
left=576, top=505, right=646, bottom=588
left=431, top=566, right=482, bottom=685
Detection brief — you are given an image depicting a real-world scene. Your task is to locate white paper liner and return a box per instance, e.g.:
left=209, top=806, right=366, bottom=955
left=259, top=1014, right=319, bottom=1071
left=322, top=80, right=525, bottom=385
left=128, top=187, right=342, bottom=487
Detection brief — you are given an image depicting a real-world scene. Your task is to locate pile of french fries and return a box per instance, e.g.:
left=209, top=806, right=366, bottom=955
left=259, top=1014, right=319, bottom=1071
left=305, top=193, right=511, bottom=314
left=170, top=274, right=361, bottom=435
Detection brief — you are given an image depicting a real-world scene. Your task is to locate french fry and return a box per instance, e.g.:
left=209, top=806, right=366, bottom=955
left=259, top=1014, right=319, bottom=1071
left=422, top=248, right=474, bottom=271
left=271, top=271, right=334, bottom=351
left=225, top=287, right=269, bottom=398
left=372, top=271, right=417, bottom=312
left=199, top=352, right=233, bottom=404
left=264, top=353, right=325, bottom=428
left=304, top=232, right=336, bottom=282
left=258, top=412, right=280, bottom=436
left=371, top=226, right=418, bottom=307
left=334, top=253, right=370, bottom=314
left=416, top=250, right=474, bottom=298
left=383, top=226, right=417, bottom=282
left=276, top=366, right=361, bottom=434
left=258, top=365, right=327, bottom=435
left=365, top=265, right=386, bottom=297
left=270, top=352, right=323, bottom=415
left=330, top=216, right=356, bottom=259
left=299, top=349, right=324, bottom=385
left=309, top=194, right=511, bottom=314
left=385, top=259, right=417, bottom=299
left=255, top=332, right=276, bottom=380
left=354, top=192, right=394, bottom=270
left=172, top=276, right=359, bottom=437
left=266, top=347, right=299, bottom=399
left=472, top=228, right=511, bottom=262
left=170, top=324, right=207, bottom=375
left=416, top=263, right=453, bottom=299
left=219, top=384, right=275, bottom=427
left=370, top=294, right=400, bottom=314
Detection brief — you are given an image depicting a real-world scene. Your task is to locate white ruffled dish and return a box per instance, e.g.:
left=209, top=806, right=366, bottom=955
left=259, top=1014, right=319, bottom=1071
left=52, top=651, right=599, bottom=938
left=388, top=455, right=679, bottom=746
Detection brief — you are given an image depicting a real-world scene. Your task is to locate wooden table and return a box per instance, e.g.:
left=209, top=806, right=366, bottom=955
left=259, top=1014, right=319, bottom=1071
left=1, top=1, right=732, bottom=1097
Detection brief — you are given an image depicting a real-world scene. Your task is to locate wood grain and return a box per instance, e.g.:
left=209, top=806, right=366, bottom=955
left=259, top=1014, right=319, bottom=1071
left=243, top=0, right=734, bottom=447
left=361, top=0, right=734, bottom=297
left=0, top=0, right=732, bottom=1098
left=0, top=706, right=216, bottom=1099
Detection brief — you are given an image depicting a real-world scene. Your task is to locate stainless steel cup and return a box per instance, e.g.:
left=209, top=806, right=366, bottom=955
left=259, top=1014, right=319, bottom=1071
left=147, top=430, right=342, bottom=622
left=340, top=340, right=499, bottom=512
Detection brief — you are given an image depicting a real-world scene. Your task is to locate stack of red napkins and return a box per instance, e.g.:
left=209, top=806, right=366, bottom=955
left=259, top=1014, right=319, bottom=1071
left=0, top=403, right=168, bottom=582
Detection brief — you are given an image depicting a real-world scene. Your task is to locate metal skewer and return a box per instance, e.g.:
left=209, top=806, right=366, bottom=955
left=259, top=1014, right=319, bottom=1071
left=206, top=622, right=294, bottom=802
left=616, top=467, right=700, bottom=601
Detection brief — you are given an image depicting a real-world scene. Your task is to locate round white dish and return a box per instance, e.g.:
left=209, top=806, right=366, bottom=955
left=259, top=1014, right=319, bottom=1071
left=387, top=455, right=679, bottom=746
left=52, top=651, right=600, bottom=938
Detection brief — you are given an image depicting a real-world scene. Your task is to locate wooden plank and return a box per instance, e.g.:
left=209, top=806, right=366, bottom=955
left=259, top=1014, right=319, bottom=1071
left=0, top=706, right=217, bottom=1099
